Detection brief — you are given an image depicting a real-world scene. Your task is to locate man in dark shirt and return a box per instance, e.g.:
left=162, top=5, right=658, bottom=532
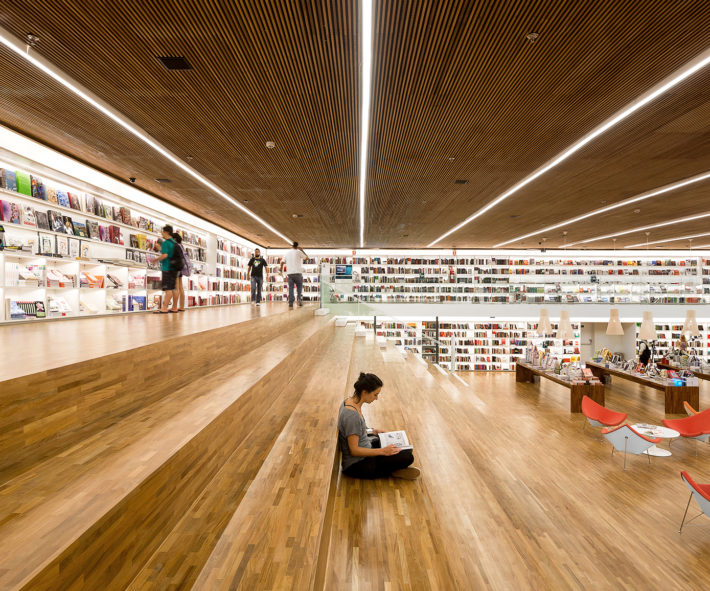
left=247, top=248, right=267, bottom=306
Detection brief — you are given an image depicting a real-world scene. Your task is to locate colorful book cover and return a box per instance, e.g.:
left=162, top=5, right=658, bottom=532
left=48, top=210, right=65, bottom=233
left=68, top=192, right=82, bottom=211
left=99, top=225, right=108, bottom=242
left=6, top=202, right=21, bottom=224
left=73, top=221, right=88, bottom=238
left=22, top=205, right=36, bottom=227
left=84, top=194, right=95, bottom=214
left=46, top=187, right=58, bottom=204
left=37, top=182, right=46, bottom=200
left=109, top=225, right=122, bottom=244
left=62, top=215, right=75, bottom=235
left=87, top=220, right=100, bottom=239
left=112, top=206, right=121, bottom=222
left=129, top=234, right=138, bottom=248
left=120, top=207, right=131, bottom=225
left=137, top=234, right=147, bottom=251
left=56, top=190, right=70, bottom=208
left=3, top=170, right=17, bottom=192
left=15, top=171, right=32, bottom=196
left=31, top=176, right=39, bottom=198
left=30, top=176, right=46, bottom=200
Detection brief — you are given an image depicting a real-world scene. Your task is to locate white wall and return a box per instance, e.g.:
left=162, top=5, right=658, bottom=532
left=581, top=322, right=638, bottom=361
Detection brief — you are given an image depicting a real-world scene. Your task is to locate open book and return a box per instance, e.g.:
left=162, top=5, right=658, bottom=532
left=378, top=430, right=413, bottom=450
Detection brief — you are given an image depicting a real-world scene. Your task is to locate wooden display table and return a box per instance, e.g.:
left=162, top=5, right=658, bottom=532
left=586, top=361, right=699, bottom=414
left=657, top=362, right=710, bottom=382
left=515, top=361, right=605, bottom=413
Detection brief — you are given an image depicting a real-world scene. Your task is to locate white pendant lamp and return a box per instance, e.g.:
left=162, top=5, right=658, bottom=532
left=638, top=311, right=658, bottom=341
left=606, top=309, right=624, bottom=336
left=556, top=310, right=574, bottom=340
left=537, top=308, right=552, bottom=335
left=682, top=310, right=701, bottom=337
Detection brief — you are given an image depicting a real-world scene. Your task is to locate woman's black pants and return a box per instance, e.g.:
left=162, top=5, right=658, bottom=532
left=343, top=436, right=415, bottom=479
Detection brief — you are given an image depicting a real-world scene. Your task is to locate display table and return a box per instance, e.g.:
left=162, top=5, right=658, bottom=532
left=657, top=362, right=710, bottom=382
left=586, top=361, right=699, bottom=414
left=515, top=361, right=605, bottom=412
left=631, top=423, right=680, bottom=457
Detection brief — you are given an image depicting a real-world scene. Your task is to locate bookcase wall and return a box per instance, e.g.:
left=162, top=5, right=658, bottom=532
left=0, top=162, right=255, bottom=323
left=634, top=323, right=710, bottom=362
left=361, top=318, right=581, bottom=372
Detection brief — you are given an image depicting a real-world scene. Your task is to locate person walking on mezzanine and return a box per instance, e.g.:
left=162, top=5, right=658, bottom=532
left=247, top=248, right=267, bottom=306
left=280, top=241, right=308, bottom=309
left=338, top=373, right=420, bottom=480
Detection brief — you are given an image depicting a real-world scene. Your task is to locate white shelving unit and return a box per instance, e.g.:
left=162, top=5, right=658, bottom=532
left=0, top=163, right=256, bottom=322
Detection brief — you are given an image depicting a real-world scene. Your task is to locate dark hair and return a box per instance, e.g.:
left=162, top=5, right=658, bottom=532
left=172, top=232, right=183, bottom=244
left=292, top=241, right=298, bottom=248
left=162, top=224, right=174, bottom=234
left=353, top=372, right=383, bottom=401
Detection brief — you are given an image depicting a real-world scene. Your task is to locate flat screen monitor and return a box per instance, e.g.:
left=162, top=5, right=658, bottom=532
left=335, top=264, right=352, bottom=278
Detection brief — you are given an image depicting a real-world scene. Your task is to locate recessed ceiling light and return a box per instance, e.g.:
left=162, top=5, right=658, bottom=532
left=155, top=178, right=171, bottom=183
left=633, top=208, right=641, bottom=214
left=526, top=32, right=539, bottom=43
left=429, top=45, right=710, bottom=247
left=448, top=157, right=455, bottom=162
left=509, top=214, right=520, bottom=219
left=292, top=214, right=304, bottom=218
left=265, top=141, right=276, bottom=149
left=157, top=56, right=193, bottom=71
left=25, top=33, right=39, bottom=47
left=454, top=179, right=469, bottom=185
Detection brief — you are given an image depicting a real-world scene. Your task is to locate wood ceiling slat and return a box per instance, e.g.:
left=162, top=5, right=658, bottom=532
left=0, top=1, right=708, bottom=248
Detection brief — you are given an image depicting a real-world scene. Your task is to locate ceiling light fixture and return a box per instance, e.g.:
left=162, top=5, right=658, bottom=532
left=494, top=170, right=710, bottom=247
left=428, top=44, right=710, bottom=247
left=0, top=26, right=291, bottom=245
left=567, top=211, right=710, bottom=247
left=359, top=0, right=373, bottom=247
left=623, top=231, right=710, bottom=249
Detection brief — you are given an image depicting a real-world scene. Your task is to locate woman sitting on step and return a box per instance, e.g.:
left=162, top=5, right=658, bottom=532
left=338, top=372, right=420, bottom=480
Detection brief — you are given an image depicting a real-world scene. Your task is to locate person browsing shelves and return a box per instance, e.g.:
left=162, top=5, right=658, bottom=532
left=279, top=241, right=308, bottom=309
left=148, top=225, right=178, bottom=314
left=247, top=248, right=267, bottom=306
left=338, top=372, right=420, bottom=480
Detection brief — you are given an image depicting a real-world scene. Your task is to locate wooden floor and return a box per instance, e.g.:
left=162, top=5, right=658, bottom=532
left=0, top=302, right=298, bottom=380
left=324, top=341, right=710, bottom=590
left=4, top=309, right=710, bottom=589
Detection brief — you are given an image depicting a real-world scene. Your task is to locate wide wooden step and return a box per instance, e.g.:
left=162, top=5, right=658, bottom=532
left=0, top=314, right=333, bottom=591
left=0, top=305, right=315, bottom=484
left=191, top=326, right=356, bottom=591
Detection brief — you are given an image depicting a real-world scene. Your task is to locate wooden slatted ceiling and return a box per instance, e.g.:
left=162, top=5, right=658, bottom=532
left=366, top=0, right=710, bottom=247
left=0, top=0, right=358, bottom=247
left=0, top=1, right=709, bottom=248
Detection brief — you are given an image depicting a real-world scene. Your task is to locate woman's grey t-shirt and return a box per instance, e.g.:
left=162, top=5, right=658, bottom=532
left=338, top=402, right=371, bottom=469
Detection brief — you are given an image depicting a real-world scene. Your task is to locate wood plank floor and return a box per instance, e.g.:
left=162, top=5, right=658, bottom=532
left=325, top=340, right=710, bottom=590
left=0, top=302, right=302, bottom=380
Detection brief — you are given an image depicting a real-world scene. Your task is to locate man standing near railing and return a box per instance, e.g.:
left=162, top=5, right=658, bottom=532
left=280, top=241, right=308, bottom=309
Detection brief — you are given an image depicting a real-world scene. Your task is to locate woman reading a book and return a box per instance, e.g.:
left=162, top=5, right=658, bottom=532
left=338, top=372, right=420, bottom=480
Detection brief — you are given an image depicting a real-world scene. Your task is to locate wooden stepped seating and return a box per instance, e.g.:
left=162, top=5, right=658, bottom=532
left=0, top=313, right=334, bottom=591
left=0, top=305, right=315, bottom=483
left=191, top=326, right=356, bottom=591
left=324, top=339, right=507, bottom=590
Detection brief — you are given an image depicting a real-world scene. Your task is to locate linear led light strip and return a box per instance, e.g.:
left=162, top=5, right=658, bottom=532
left=0, top=26, right=291, bottom=245
left=359, top=0, right=373, bottom=247
left=427, top=44, right=710, bottom=247
left=624, top=231, right=710, bottom=249
left=494, top=171, right=710, bottom=247
left=566, top=212, right=710, bottom=246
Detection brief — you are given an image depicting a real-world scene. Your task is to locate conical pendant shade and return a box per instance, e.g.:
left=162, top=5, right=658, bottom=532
left=537, top=308, right=552, bottom=335
left=556, top=310, right=574, bottom=340
left=606, top=309, right=624, bottom=336
left=638, top=311, right=657, bottom=341
left=682, top=310, right=701, bottom=337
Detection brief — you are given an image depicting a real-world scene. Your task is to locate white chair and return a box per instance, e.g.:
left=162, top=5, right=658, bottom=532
left=601, top=424, right=661, bottom=470
left=679, top=471, right=710, bottom=533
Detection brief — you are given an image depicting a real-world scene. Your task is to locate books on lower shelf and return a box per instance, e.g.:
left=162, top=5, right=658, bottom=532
left=6, top=299, right=46, bottom=319
left=48, top=295, right=73, bottom=316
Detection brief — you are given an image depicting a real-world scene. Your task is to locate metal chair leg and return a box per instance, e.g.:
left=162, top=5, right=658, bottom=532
left=623, top=436, right=628, bottom=471
left=679, top=492, right=693, bottom=533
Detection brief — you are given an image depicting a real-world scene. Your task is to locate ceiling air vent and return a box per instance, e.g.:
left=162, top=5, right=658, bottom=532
left=454, top=179, right=469, bottom=184
left=155, top=178, right=171, bottom=183
left=157, top=56, right=193, bottom=71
